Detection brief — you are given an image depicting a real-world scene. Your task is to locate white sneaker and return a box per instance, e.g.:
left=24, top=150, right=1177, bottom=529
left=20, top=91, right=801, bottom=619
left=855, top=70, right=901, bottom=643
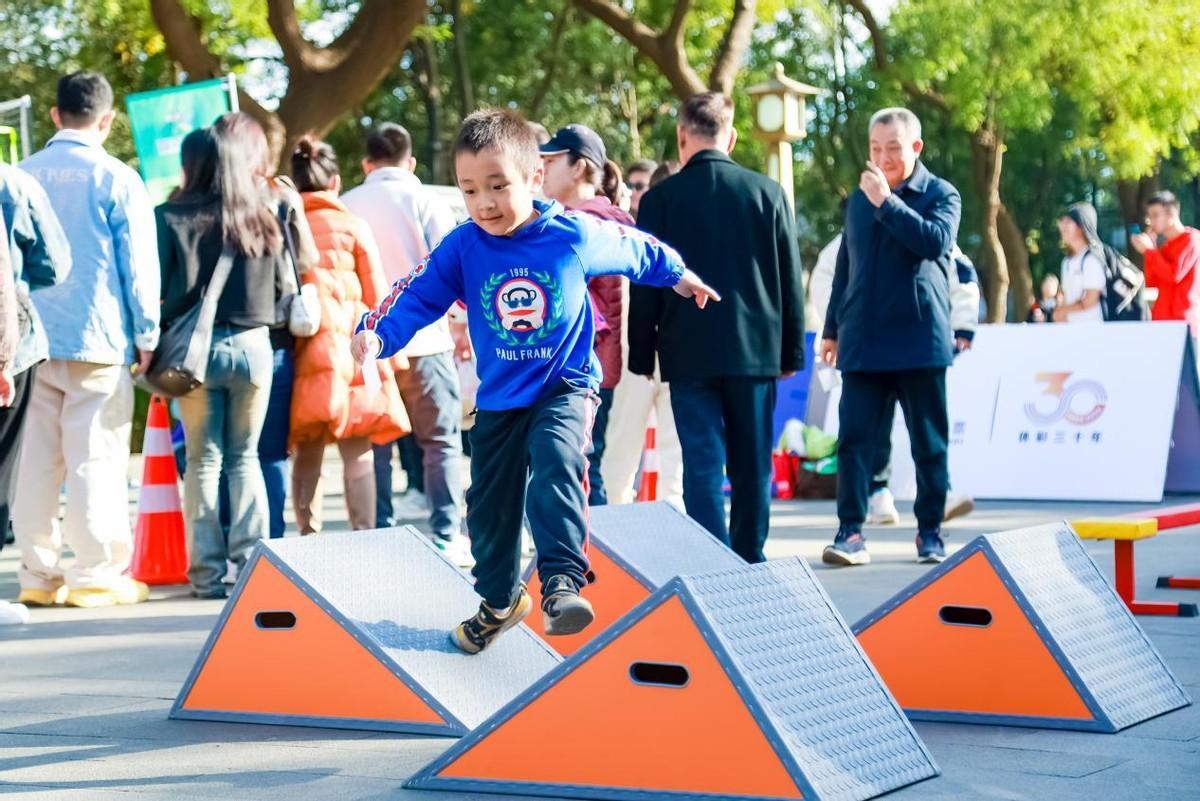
left=866, top=488, right=901, bottom=525
left=436, top=533, right=476, bottom=569
left=944, top=493, right=975, bottom=522
left=223, top=560, right=238, bottom=585
left=392, top=491, right=429, bottom=521
left=0, top=601, right=30, bottom=625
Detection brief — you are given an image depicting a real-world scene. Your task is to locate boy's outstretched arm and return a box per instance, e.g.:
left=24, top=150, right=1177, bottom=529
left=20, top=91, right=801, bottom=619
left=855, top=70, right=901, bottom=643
left=578, top=213, right=720, bottom=309
left=671, top=269, right=721, bottom=308
left=352, top=244, right=464, bottom=366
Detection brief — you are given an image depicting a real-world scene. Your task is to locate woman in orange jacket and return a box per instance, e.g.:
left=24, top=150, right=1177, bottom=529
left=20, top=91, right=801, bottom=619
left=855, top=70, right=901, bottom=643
left=290, top=137, right=409, bottom=533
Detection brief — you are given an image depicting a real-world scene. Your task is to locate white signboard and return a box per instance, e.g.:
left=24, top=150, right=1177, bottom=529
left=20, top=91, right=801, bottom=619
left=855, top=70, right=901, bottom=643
left=849, top=323, right=1200, bottom=503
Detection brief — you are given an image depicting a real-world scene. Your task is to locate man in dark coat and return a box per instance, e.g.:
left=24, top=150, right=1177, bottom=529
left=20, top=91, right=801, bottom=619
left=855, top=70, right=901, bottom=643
left=820, top=107, right=962, bottom=567
left=628, top=92, right=805, bottom=563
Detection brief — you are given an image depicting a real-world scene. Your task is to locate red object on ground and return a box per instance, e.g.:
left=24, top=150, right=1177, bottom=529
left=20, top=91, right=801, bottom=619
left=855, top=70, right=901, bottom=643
left=130, top=396, right=189, bottom=585
left=1111, top=540, right=1196, bottom=616
left=636, top=409, right=658, bottom=502
left=1137, top=502, right=1200, bottom=593
left=772, top=452, right=795, bottom=500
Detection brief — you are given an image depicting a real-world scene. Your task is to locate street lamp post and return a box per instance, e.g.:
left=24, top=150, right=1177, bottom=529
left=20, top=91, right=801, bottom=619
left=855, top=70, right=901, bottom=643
left=747, top=63, right=820, bottom=209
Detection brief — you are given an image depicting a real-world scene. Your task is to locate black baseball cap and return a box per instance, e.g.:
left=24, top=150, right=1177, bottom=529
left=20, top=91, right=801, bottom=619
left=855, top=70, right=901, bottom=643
left=539, top=124, right=607, bottom=168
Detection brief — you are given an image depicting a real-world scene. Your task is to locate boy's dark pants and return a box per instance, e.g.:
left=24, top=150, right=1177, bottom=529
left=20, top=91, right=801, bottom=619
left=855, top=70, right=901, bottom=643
left=837, top=369, right=948, bottom=533
left=466, top=383, right=594, bottom=610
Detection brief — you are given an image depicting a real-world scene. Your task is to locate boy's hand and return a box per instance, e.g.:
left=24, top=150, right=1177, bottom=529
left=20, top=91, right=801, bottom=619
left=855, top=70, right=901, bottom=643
left=672, top=269, right=722, bottom=309
left=450, top=320, right=474, bottom=362
left=351, top=330, right=383, bottom=366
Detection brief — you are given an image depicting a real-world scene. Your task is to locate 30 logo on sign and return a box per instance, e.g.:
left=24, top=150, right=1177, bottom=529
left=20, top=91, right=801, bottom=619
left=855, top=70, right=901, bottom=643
left=1023, top=372, right=1107, bottom=426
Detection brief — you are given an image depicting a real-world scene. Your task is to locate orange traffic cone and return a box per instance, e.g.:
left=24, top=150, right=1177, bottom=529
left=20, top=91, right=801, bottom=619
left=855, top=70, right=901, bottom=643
left=636, top=408, right=659, bottom=502
left=131, top=396, right=189, bottom=585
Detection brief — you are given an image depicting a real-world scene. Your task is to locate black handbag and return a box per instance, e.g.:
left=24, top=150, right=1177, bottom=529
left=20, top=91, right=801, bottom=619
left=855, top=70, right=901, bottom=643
left=138, top=245, right=236, bottom=398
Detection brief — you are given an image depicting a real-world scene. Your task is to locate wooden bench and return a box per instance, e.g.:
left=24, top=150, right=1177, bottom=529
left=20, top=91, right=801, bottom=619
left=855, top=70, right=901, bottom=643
left=1072, top=516, right=1198, bottom=617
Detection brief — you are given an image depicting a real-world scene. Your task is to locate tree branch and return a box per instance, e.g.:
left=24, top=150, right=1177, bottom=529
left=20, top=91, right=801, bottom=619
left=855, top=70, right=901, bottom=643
left=573, top=0, right=660, bottom=53
left=149, top=0, right=223, bottom=78
left=708, top=0, right=756, bottom=94
left=663, top=0, right=692, bottom=48
left=529, top=2, right=573, bottom=119
left=573, top=0, right=704, bottom=98
left=265, top=0, right=325, bottom=73
left=149, top=0, right=282, bottom=149
left=843, top=0, right=887, bottom=70
left=843, top=0, right=950, bottom=111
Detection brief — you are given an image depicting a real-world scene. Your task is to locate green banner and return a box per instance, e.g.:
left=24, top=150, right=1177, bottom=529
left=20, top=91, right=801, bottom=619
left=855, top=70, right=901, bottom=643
left=126, top=78, right=236, bottom=204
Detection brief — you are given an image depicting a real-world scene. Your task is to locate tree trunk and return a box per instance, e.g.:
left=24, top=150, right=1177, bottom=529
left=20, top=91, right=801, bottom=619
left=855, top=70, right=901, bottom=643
left=411, top=39, right=447, bottom=184
left=449, top=0, right=475, bottom=118
left=998, top=203, right=1032, bottom=318
left=1116, top=175, right=1160, bottom=264
left=528, top=2, right=572, bottom=121
left=970, top=128, right=1008, bottom=323
left=152, top=0, right=426, bottom=173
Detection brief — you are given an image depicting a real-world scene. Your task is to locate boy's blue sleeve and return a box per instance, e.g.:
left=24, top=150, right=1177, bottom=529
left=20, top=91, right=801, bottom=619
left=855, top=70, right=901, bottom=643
left=357, top=234, right=463, bottom=358
left=576, top=213, right=684, bottom=287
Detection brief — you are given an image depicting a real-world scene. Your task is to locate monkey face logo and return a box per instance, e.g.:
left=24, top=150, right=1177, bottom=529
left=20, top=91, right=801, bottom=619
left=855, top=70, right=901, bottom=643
left=496, top=278, right=547, bottom=332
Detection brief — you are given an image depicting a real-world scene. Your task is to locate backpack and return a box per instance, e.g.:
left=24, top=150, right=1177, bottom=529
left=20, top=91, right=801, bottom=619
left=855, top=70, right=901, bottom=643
left=1095, top=245, right=1148, bottom=321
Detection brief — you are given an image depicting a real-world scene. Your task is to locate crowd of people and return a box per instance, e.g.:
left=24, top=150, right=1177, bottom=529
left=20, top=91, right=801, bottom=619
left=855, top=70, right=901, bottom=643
left=1, top=69, right=1197, bottom=643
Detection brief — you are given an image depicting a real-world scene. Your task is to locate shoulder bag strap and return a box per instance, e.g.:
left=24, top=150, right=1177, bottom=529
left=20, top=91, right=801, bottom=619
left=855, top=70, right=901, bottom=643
left=277, top=200, right=302, bottom=287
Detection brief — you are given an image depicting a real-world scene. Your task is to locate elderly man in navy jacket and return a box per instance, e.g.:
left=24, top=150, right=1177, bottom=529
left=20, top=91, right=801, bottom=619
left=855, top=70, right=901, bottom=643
left=820, top=107, right=962, bottom=567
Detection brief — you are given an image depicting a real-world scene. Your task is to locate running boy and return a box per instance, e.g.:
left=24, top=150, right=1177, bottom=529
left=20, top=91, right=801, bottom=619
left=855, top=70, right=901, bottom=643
left=351, top=109, right=717, bottom=654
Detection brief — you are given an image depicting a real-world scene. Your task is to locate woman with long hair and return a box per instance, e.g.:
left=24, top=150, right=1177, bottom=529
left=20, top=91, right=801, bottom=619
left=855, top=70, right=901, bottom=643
left=211, top=112, right=318, bottom=543
left=157, top=126, right=285, bottom=598
left=289, top=136, right=408, bottom=533
left=538, top=124, right=633, bottom=506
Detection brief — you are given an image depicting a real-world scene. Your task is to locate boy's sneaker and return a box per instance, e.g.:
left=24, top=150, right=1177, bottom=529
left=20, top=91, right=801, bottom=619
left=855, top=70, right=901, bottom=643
left=916, top=530, right=947, bottom=563
left=866, top=488, right=901, bottom=525
left=822, top=527, right=871, bottom=566
left=943, top=493, right=975, bottom=522
left=541, top=575, right=594, bottom=636
left=451, top=586, right=532, bottom=655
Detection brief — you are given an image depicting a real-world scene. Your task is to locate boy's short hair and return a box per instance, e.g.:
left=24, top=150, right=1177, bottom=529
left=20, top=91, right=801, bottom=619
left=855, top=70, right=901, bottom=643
left=56, top=71, right=113, bottom=125
left=680, top=93, right=734, bottom=141
left=1147, top=190, right=1180, bottom=211
left=454, top=109, right=541, bottom=177
left=366, top=123, right=413, bottom=164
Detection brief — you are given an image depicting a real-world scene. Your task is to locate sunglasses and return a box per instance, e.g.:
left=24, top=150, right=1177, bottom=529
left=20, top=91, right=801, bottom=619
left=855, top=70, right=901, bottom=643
left=503, top=293, right=536, bottom=308
left=628, top=181, right=648, bottom=191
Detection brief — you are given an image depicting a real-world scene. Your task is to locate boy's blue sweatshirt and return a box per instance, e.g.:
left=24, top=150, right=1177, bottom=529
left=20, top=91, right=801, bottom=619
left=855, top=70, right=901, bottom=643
left=358, top=199, right=684, bottom=411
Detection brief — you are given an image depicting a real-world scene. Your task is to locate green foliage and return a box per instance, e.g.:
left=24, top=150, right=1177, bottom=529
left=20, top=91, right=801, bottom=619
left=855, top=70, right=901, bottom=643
left=1, top=0, right=1195, bottom=289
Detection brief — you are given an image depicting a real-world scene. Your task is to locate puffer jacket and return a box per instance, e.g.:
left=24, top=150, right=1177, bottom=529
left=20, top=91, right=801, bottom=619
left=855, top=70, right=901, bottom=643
left=573, top=196, right=630, bottom=389
left=291, top=191, right=409, bottom=446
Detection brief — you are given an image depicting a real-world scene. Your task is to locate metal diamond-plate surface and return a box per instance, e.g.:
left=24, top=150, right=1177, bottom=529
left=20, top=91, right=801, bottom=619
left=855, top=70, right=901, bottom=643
left=684, top=558, right=938, bottom=801
left=589, top=502, right=742, bottom=588
left=985, top=524, right=1190, bottom=730
left=267, top=527, right=560, bottom=729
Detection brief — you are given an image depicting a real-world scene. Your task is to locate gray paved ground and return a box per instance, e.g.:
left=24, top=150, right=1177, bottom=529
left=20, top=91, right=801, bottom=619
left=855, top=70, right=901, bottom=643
left=2, top=485, right=1198, bottom=800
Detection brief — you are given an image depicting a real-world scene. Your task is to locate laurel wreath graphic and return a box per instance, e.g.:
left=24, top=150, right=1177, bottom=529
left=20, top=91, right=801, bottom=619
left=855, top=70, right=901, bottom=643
left=479, top=270, right=564, bottom=348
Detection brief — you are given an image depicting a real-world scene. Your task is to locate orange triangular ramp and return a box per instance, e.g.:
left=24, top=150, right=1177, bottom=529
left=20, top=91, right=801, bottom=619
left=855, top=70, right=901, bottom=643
left=171, top=527, right=560, bottom=735
left=409, top=558, right=938, bottom=801
left=524, top=502, right=742, bottom=656
left=853, top=523, right=1191, bottom=732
